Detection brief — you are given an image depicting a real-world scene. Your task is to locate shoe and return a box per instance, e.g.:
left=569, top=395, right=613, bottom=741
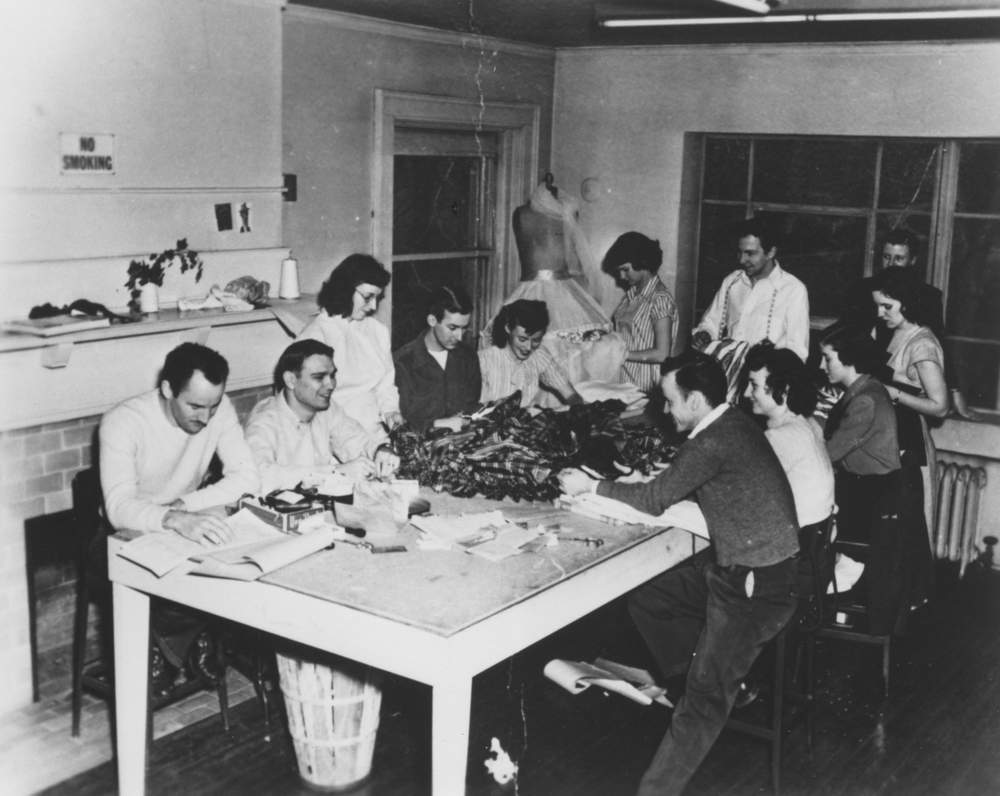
left=150, top=643, right=179, bottom=699
left=733, top=679, right=761, bottom=710
left=186, top=631, right=222, bottom=684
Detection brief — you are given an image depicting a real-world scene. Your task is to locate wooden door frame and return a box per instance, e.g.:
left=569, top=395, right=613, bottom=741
left=372, top=90, right=540, bottom=326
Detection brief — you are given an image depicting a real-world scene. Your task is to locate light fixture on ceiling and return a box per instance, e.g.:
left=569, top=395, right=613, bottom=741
left=599, top=7, right=1000, bottom=29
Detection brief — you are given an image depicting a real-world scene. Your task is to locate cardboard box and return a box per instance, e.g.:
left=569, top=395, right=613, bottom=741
left=237, top=497, right=326, bottom=534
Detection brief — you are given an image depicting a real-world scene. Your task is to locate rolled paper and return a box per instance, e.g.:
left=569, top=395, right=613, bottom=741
left=279, top=255, right=300, bottom=299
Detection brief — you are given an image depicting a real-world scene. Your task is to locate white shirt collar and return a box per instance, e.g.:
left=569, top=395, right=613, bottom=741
left=688, top=403, right=728, bottom=439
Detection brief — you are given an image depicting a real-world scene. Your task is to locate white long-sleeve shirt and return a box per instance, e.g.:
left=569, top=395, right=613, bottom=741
left=696, top=263, right=810, bottom=362
left=297, top=311, right=400, bottom=435
left=243, top=393, right=383, bottom=493
left=99, top=390, right=259, bottom=533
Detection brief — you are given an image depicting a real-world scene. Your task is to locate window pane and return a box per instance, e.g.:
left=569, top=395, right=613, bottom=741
left=956, top=142, right=1000, bottom=214
left=753, top=139, right=877, bottom=206
left=393, top=156, right=482, bottom=254
left=947, top=218, right=1000, bottom=342
left=944, top=339, right=1000, bottom=412
left=874, top=213, right=933, bottom=282
left=695, top=204, right=747, bottom=314
left=879, top=142, right=938, bottom=211
left=702, top=137, right=749, bottom=201
left=391, top=257, right=487, bottom=351
left=766, top=212, right=869, bottom=318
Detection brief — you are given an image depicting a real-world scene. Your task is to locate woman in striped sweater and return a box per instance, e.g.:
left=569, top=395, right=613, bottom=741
left=602, top=232, right=677, bottom=392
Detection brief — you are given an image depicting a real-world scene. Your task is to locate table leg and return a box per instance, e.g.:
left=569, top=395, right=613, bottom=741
left=113, top=582, right=150, bottom=796
left=431, top=677, right=472, bottom=796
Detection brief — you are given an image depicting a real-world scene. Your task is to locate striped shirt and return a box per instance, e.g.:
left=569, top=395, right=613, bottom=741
left=479, top=345, right=575, bottom=407
left=612, top=275, right=677, bottom=392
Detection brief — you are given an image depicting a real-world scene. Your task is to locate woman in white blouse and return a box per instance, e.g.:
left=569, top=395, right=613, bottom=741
left=297, top=254, right=402, bottom=437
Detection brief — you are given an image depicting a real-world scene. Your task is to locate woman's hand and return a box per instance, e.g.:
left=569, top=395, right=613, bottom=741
left=557, top=468, right=598, bottom=496
left=381, top=410, right=404, bottom=430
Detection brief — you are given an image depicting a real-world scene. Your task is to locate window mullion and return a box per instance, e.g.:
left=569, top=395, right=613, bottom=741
left=934, top=141, right=960, bottom=307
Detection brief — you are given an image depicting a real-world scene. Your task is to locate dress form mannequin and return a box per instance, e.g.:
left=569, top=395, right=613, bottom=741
left=483, top=175, right=626, bottom=400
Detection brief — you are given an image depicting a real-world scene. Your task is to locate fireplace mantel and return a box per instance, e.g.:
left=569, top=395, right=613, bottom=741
left=0, top=296, right=316, bottom=431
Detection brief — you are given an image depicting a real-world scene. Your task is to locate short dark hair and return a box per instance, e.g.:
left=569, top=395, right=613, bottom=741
left=661, top=350, right=727, bottom=408
left=746, top=342, right=818, bottom=417
left=160, top=343, right=229, bottom=394
left=491, top=299, right=549, bottom=348
left=871, top=266, right=932, bottom=326
left=601, top=231, right=663, bottom=275
left=734, top=216, right=778, bottom=253
left=882, top=229, right=920, bottom=258
left=316, top=254, right=391, bottom=318
left=427, top=284, right=473, bottom=322
left=272, top=339, right=334, bottom=394
left=818, top=325, right=888, bottom=375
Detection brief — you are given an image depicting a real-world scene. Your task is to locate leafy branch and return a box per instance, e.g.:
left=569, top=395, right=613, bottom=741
left=125, top=239, right=203, bottom=312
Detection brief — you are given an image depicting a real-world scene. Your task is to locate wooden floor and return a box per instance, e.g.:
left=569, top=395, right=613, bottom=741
left=42, top=564, right=1000, bottom=796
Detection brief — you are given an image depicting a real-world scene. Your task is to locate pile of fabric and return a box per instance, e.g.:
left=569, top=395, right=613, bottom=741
left=390, top=393, right=677, bottom=502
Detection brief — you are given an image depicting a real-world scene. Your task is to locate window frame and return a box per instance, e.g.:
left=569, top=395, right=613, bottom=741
left=693, top=132, right=1000, bottom=415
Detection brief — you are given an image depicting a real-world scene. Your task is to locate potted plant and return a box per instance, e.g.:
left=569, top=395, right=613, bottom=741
left=125, top=239, right=204, bottom=313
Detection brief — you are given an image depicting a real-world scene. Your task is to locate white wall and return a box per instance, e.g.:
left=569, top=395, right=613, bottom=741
left=0, top=0, right=285, bottom=314
left=282, top=7, right=556, bottom=297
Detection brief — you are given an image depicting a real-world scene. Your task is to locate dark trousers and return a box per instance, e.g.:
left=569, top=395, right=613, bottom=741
left=628, top=552, right=798, bottom=796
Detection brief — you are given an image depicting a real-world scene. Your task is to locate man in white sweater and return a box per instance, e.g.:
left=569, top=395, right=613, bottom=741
left=98, top=342, right=259, bottom=685
left=100, top=342, right=259, bottom=542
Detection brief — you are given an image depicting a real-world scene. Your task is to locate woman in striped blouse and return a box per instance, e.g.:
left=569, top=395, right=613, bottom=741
left=479, top=299, right=583, bottom=408
left=602, top=232, right=677, bottom=392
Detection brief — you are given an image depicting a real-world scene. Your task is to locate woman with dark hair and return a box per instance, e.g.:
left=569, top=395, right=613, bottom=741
left=297, top=254, right=402, bottom=436
left=478, top=299, right=582, bottom=407
left=872, top=266, right=948, bottom=610
left=744, top=343, right=834, bottom=530
left=602, top=231, right=677, bottom=392
left=819, top=325, right=904, bottom=634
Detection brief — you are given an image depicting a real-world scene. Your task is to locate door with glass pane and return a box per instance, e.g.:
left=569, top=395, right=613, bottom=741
left=390, top=128, right=497, bottom=351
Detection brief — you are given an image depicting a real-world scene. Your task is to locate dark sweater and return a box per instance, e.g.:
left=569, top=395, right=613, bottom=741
left=824, top=374, right=901, bottom=475
left=393, top=334, right=482, bottom=432
left=597, top=407, right=799, bottom=568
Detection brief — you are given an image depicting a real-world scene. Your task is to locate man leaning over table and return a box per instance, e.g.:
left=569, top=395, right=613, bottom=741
left=244, top=339, right=399, bottom=494
left=393, top=284, right=481, bottom=433
left=99, top=342, right=260, bottom=692
left=559, top=351, right=800, bottom=796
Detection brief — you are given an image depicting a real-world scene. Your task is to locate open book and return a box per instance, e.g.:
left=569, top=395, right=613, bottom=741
left=116, top=508, right=334, bottom=580
left=544, top=658, right=673, bottom=707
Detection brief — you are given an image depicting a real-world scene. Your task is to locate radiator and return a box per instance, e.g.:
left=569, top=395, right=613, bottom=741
left=933, top=461, right=988, bottom=575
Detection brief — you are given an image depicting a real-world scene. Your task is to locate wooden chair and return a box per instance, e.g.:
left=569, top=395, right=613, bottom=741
left=70, top=468, right=231, bottom=738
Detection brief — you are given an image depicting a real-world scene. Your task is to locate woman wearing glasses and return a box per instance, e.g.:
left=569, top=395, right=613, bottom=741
left=298, top=254, right=403, bottom=437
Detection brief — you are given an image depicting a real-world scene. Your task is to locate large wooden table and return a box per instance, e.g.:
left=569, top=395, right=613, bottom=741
left=108, top=492, right=702, bottom=795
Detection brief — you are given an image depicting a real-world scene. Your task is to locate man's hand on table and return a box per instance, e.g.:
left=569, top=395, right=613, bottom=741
left=557, top=468, right=600, bottom=496
left=163, top=508, right=235, bottom=546
left=373, top=446, right=400, bottom=480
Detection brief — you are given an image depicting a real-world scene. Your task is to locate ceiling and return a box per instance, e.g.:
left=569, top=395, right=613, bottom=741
left=289, top=0, right=1000, bottom=47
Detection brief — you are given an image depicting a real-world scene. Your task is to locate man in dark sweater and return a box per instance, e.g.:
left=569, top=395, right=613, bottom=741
left=560, top=352, right=800, bottom=796
left=393, top=285, right=482, bottom=432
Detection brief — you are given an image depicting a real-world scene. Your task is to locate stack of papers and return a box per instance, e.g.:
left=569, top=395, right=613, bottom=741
left=557, top=494, right=709, bottom=539
left=410, top=511, right=541, bottom=561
